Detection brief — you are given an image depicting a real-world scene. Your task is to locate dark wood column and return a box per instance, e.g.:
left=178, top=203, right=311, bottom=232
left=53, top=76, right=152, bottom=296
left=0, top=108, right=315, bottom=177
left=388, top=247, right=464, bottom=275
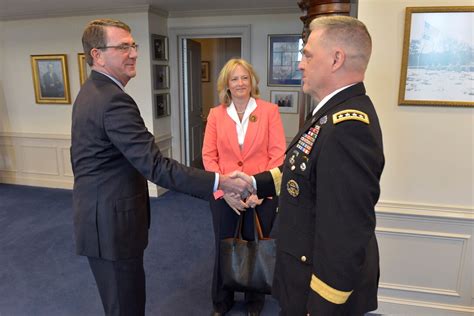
left=297, top=0, right=356, bottom=126
left=298, top=0, right=352, bottom=43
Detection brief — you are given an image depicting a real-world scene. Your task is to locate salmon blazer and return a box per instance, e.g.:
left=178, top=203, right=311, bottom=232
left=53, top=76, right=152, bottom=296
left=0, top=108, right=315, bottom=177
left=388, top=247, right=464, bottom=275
left=202, top=99, right=286, bottom=176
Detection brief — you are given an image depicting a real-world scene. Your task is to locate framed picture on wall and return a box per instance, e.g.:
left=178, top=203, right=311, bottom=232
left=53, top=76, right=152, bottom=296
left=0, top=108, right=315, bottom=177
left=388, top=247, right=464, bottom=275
left=155, top=93, right=170, bottom=118
left=201, top=61, right=210, bottom=82
left=267, top=34, right=303, bottom=86
left=270, top=90, right=299, bottom=113
left=77, top=53, right=91, bottom=86
left=151, top=34, right=168, bottom=61
left=399, top=6, right=474, bottom=107
left=30, top=54, right=71, bottom=104
left=153, top=65, right=169, bottom=90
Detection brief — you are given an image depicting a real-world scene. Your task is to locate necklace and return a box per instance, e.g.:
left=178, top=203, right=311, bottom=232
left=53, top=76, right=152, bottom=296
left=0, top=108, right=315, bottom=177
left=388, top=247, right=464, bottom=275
left=236, top=110, right=245, bottom=114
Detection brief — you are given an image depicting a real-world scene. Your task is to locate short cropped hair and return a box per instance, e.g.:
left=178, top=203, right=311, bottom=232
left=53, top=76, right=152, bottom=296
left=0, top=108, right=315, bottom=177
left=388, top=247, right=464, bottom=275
left=82, top=19, right=131, bottom=66
left=309, top=15, right=372, bottom=72
left=217, top=58, right=260, bottom=106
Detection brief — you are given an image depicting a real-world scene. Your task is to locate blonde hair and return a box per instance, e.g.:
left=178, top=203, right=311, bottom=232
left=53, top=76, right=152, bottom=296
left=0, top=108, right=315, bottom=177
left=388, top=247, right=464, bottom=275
left=309, top=15, right=372, bottom=72
left=217, top=58, right=260, bottom=106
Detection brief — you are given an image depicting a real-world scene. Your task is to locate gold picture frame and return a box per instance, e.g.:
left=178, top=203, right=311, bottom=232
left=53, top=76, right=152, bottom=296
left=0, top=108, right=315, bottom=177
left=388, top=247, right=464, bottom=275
left=30, top=54, right=71, bottom=104
left=201, top=61, right=210, bottom=82
left=77, top=53, right=90, bottom=86
left=399, top=6, right=474, bottom=107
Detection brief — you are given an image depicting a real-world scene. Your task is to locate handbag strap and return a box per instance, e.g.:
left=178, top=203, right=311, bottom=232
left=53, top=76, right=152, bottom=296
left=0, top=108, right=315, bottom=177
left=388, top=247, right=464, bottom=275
left=254, top=211, right=265, bottom=241
left=233, top=209, right=267, bottom=241
left=233, top=213, right=244, bottom=240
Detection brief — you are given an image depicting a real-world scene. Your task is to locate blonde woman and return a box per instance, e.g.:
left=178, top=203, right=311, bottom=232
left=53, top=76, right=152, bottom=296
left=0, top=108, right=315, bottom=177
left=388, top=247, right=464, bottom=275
left=202, top=59, right=286, bottom=316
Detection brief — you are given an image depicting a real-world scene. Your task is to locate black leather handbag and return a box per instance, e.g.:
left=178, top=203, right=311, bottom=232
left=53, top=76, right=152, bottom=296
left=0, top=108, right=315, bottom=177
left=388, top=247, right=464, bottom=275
left=219, top=211, right=276, bottom=294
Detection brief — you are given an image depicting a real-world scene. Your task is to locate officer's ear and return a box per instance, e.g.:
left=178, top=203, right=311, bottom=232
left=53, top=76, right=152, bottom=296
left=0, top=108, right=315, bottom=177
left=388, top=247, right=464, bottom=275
left=331, top=48, right=345, bottom=71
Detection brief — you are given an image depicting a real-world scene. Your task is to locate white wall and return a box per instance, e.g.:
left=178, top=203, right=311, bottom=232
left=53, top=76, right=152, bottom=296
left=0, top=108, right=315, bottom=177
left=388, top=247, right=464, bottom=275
left=168, top=13, right=302, bottom=140
left=149, top=11, right=171, bottom=137
left=0, top=12, right=153, bottom=135
left=359, top=1, right=473, bottom=314
left=360, top=0, right=473, bottom=208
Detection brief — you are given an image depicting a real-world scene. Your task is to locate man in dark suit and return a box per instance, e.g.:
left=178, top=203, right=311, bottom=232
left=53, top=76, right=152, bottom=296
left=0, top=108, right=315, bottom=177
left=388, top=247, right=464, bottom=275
left=71, top=19, right=252, bottom=316
left=246, top=16, right=384, bottom=315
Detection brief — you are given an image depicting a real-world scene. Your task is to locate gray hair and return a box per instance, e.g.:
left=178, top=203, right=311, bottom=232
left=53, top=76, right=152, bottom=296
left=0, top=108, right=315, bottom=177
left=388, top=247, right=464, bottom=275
left=309, top=15, right=372, bottom=72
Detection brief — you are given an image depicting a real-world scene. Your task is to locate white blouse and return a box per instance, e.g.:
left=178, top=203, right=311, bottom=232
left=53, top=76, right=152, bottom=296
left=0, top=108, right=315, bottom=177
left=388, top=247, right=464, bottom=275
left=227, top=97, right=258, bottom=148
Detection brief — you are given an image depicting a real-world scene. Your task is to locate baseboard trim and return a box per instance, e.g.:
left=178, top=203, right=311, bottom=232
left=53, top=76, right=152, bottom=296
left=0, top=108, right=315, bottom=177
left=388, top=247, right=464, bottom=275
left=378, top=295, right=474, bottom=314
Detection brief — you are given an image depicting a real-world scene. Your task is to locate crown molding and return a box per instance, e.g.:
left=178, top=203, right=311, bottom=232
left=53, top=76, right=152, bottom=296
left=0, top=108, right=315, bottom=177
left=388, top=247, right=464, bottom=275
left=168, top=6, right=300, bottom=18
left=0, top=5, right=299, bottom=21
left=0, top=4, right=155, bottom=21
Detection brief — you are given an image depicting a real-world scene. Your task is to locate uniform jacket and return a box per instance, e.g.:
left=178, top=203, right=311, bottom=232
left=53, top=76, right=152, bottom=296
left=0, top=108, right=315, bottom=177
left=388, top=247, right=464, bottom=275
left=255, top=83, right=384, bottom=315
left=71, top=71, right=214, bottom=261
left=202, top=99, right=286, bottom=176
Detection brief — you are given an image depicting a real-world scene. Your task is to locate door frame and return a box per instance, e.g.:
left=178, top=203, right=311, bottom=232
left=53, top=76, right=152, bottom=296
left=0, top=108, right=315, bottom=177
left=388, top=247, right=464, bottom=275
left=168, top=25, right=251, bottom=164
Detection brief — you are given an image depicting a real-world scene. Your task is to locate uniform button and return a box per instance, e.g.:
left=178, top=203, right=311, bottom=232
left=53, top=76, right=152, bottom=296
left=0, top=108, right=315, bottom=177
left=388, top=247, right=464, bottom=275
left=301, top=256, right=307, bottom=262
left=291, top=165, right=295, bottom=171
left=237, top=161, right=243, bottom=166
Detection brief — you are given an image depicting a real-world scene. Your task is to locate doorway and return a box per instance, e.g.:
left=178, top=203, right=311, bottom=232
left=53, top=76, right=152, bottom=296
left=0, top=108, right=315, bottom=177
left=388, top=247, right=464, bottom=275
left=169, top=26, right=251, bottom=167
left=188, top=38, right=241, bottom=168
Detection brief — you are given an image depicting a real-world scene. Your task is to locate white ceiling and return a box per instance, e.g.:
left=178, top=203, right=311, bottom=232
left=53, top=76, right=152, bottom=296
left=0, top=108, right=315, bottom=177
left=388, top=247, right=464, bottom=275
left=0, top=0, right=300, bottom=20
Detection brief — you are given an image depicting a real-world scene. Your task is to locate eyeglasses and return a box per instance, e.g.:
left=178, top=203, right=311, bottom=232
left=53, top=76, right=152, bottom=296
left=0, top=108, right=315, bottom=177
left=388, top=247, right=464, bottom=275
left=96, top=43, right=139, bottom=53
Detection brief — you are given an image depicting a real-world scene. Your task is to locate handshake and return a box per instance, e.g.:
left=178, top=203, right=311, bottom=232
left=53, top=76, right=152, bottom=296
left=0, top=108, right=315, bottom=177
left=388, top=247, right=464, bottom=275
left=218, top=171, right=263, bottom=215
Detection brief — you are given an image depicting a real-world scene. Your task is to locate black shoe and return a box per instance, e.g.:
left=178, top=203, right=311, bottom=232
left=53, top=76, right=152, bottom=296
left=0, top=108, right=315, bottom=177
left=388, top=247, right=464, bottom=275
left=247, top=312, right=260, bottom=316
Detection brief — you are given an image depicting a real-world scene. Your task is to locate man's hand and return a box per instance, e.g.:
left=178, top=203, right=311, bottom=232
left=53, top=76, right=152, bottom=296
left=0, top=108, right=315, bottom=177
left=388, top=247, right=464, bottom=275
left=245, top=194, right=263, bottom=208
left=218, top=171, right=254, bottom=197
left=223, top=192, right=249, bottom=215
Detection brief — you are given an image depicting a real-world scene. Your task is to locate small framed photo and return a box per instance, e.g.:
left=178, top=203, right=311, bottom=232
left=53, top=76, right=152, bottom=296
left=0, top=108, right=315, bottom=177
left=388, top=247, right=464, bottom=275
left=153, top=65, right=169, bottom=90
left=154, top=93, right=170, bottom=118
left=77, top=53, right=91, bottom=86
left=399, top=6, right=474, bottom=107
left=151, top=34, right=168, bottom=61
left=267, top=34, right=303, bottom=86
left=270, top=90, right=299, bottom=114
left=30, top=54, right=71, bottom=104
left=201, top=61, right=210, bottom=82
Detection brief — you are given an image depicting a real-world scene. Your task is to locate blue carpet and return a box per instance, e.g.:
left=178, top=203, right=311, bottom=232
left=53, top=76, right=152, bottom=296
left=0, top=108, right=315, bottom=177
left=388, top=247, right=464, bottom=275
left=0, top=184, right=279, bottom=315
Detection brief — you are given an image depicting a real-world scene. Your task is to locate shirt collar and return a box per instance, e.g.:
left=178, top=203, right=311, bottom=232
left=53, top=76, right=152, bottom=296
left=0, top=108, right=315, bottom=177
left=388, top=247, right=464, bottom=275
left=227, top=97, right=257, bottom=122
left=96, top=70, right=125, bottom=91
left=312, top=83, right=356, bottom=116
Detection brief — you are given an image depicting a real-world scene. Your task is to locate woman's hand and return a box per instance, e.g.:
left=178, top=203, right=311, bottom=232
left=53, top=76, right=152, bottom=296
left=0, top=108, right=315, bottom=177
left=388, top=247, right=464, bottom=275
left=245, top=194, right=264, bottom=208
left=223, top=192, right=249, bottom=215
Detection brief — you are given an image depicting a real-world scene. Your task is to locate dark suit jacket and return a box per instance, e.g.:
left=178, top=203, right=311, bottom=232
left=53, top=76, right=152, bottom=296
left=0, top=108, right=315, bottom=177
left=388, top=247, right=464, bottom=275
left=71, top=71, right=214, bottom=261
left=255, top=83, right=384, bottom=315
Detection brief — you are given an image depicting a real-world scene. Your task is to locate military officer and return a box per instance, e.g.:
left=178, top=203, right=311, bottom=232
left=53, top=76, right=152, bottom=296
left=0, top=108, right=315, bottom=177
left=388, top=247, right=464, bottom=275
left=247, top=16, right=385, bottom=315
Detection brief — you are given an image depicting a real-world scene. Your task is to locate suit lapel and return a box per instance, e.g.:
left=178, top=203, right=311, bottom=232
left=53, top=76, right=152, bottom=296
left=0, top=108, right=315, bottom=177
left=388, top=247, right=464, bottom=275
left=285, top=83, right=366, bottom=153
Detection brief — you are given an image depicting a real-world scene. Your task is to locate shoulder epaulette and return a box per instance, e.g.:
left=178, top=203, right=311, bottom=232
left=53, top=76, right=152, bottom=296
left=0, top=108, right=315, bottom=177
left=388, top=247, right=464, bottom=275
left=332, top=109, right=369, bottom=125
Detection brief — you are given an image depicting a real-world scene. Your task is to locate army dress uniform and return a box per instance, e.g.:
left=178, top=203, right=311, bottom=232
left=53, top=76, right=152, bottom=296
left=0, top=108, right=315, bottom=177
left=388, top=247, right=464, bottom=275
left=254, top=82, right=385, bottom=315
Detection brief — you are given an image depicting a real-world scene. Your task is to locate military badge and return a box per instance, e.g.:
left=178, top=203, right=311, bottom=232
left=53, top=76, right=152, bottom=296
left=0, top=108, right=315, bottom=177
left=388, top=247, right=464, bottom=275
left=300, top=162, right=306, bottom=171
left=333, top=109, right=369, bottom=125
left=319, top=115, right=327, bottom=125
left=289, top=155, right=295, bottom=165
left=287, top=180, right=300, bottom=197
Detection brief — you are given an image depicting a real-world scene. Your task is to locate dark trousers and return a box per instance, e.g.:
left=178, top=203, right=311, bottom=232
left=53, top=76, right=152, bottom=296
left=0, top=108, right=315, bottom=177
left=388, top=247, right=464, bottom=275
left=210, top=197, right=278, bottom=313
left=88, top=255, right=145, bottom=316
